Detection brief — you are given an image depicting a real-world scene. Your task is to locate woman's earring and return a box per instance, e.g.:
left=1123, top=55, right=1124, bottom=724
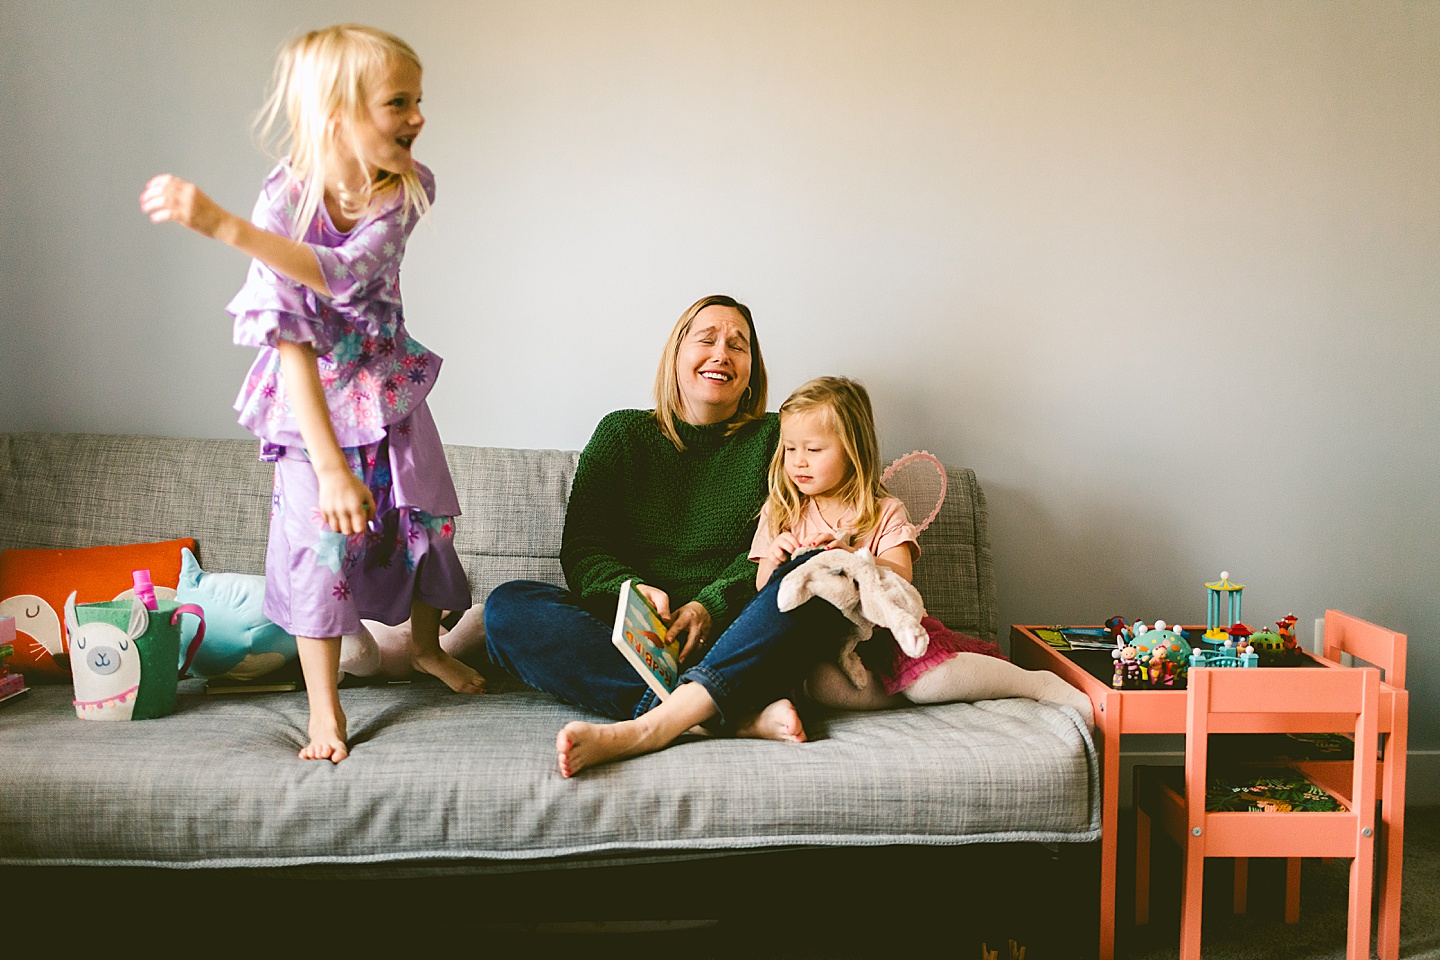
left=742, top=387, right=753, bottom=402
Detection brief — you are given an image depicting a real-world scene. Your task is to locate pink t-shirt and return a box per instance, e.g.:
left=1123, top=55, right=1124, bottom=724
left=750, top=496, right=920, bottom=563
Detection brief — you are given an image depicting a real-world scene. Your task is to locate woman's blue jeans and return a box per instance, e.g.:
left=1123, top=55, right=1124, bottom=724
left=484, top=552, right=847, bottom=727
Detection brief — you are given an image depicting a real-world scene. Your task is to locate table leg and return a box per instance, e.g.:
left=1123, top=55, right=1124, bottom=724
left=1097, top=693, right=1120, bottom=960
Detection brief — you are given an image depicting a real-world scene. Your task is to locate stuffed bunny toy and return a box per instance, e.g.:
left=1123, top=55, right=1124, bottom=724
left=777, top=547, right=1094, bottom=726
left=776, top=547, right=929, bottom=689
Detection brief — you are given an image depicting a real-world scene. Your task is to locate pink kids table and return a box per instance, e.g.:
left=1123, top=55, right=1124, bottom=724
left=1010, top=623, right=1408, bottom=960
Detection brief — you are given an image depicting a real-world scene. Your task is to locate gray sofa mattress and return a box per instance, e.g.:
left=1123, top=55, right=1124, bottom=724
left=0, top=677, right=1097, bottom=870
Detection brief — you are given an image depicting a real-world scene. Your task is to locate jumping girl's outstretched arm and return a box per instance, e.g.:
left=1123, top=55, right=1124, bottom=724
left=140, top=174, right=329, bottom=295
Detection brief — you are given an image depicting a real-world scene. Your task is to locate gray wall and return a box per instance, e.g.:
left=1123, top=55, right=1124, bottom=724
left=4, top=2, right=1438, bottom=768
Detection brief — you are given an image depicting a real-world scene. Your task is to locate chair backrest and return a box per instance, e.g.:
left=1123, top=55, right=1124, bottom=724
left=1323, top=609, right=1406, bottom=689
left=1185, top=667, right=1380, bottom=832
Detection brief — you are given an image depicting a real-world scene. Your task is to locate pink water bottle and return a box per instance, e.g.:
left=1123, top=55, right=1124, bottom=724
left=132, top=569, right=159, bottom=611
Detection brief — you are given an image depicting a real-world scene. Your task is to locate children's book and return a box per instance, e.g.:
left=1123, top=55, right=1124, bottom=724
left=611, top=579, right=681, bottom=700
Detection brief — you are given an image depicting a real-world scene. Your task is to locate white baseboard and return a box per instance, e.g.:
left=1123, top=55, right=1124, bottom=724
left=1117, top=748, right=1440, bottom=809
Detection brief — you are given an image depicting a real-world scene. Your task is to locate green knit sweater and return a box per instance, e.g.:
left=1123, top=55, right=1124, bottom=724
left=561, top=409, right=780, bottom=630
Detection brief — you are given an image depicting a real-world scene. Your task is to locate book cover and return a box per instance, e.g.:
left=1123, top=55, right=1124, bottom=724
left=205, top=677, right=301, bottom=695
left=204, top=661, right=303, bottom=695
left=611, top=579, right=681, bottom=700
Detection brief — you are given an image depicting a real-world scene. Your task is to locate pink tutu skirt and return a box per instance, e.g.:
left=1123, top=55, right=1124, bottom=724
left=858, top=616, right=1007, bottom=697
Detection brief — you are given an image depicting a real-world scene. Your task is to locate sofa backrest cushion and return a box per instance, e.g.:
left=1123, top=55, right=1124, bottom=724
left=0, top=433, right=998, bottom=643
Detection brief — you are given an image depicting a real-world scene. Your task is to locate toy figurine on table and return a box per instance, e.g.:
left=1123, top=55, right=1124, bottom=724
left=1189, top=634, right=1260, bottom=669
left=1244, top=615, right=1305, bottom=666
left=1198, top=571, right=1300, bottom=667
left=1109, top=617, right=1193, bottom=689
left=1204, top=571, right=1244, bottom=642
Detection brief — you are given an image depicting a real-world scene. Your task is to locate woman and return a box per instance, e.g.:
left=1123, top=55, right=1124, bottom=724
left=484, top=294, right=849, bottom=776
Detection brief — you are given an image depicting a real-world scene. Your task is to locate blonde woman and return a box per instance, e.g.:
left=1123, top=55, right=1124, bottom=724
left=140, top=25, right=483, bottom=764
left=485, top=296, right=854, bottom=775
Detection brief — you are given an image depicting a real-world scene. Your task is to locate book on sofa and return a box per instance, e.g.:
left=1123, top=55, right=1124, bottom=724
left=611, top=579, right=680, bottom=700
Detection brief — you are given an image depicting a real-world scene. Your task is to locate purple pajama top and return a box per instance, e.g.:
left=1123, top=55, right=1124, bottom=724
left=227, top=162, right=439, bottom=449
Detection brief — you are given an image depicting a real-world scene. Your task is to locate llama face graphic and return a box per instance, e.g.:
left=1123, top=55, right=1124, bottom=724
left=64, top=593, right=147, bottom=721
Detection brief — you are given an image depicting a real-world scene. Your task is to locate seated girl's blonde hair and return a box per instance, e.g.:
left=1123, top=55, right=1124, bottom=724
left=256, top=24, right=431, bottom=237
left=764, top=376, right=890, bottom=541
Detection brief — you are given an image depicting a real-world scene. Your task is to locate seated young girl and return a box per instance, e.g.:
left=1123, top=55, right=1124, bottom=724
left=750, top=376, right=1093, bottom=724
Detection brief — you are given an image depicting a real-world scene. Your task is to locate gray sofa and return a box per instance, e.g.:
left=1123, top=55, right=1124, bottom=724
left=0, top=431, right=1098, bottom=946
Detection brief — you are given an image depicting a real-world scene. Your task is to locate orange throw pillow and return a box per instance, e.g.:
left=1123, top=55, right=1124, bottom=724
left=0, top=538, right=197, bottom=682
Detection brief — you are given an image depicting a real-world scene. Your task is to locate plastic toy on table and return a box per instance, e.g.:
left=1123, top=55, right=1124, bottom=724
left=1108, top=617, right=1194, bottom=689
left=1189, top=635, right=1260, bottom=669
left=1244, top=615, right=1306, bottom=666
left=1204, top=571, right=1245, bottom=642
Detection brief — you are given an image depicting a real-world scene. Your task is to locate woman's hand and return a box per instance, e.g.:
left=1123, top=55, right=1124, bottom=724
left=316, top=464, right=375, bottom=536
left=669, top=601, right=713, bottom=664
left=140, top=174, right=232, bottom=238
left=634, top=583, right=672, bottom=622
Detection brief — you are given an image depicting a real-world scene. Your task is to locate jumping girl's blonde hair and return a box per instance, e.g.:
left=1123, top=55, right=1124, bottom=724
left=764, top=376, right=889, bottom=541
left=653, top=295, right=769, bottom=451
left=255, top=24, right=430, bottom=237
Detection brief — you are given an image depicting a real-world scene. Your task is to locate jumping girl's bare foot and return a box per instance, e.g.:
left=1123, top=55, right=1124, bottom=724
left=411, top=648, right=487, bottom=694
left=735, top=698, right=807, bottom=743
left=301, top=711, right=349, bottom=763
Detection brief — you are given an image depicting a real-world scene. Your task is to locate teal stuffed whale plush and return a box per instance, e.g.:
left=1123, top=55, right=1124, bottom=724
left=175, top=548, right=297, bottom=680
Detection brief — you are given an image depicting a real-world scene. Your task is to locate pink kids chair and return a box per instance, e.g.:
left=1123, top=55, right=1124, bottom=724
left=1134, top=666, right=1381, bottom=960
left=1228, top=609, right=1405, bottom=959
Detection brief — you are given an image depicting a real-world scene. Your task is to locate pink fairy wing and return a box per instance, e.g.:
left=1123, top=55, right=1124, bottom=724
left=881, top=450, right=948, bottom=534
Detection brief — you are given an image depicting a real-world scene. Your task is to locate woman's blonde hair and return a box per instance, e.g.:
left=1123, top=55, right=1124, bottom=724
left=764, top=376, right=889, bottom=541
left=652, top=295, right=768, bottom=451
left=255, top=24, right=430, bottom=237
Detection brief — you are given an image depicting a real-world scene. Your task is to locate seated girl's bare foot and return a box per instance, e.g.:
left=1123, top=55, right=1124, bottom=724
left=556, top=720, right=653, bottom=778
left=301, top=714, right=349, bottom=763
left=735, top=698, right=807, bottom=743
left=412, top=648, right=487, bottom=694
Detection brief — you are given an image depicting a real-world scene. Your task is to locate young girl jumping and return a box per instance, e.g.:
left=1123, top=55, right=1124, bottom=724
left=751, top=377, right=1093, bottom=723
left=140, top=24, right=484, bottom=763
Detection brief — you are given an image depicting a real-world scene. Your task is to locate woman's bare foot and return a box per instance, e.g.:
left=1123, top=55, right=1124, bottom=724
left=734, top=698, right=807, bottom=743
left=412, top=648, right=487, bottom=694
left=301, top=711, right=349, bottom=763
left=556, top=719, right=656, bottom=778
